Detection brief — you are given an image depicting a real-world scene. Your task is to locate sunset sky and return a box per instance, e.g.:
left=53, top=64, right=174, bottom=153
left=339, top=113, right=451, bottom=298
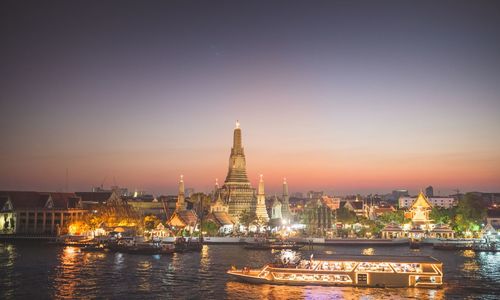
left=1, top=1, right=499, bottom=196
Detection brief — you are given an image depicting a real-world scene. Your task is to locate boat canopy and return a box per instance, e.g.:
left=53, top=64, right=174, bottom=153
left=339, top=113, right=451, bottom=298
left=308, top=254, right=440, bottom=264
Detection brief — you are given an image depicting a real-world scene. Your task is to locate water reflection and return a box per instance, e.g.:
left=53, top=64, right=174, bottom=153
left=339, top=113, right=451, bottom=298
left=462, top=250, right=475, bottom=258
left=136, top=260, right=153, bottom=292
left=225, top=281, right=445, bottom=300
left=1, top=243, right=499, bottom=299
left=53, top=246, right=79, bottom=298
left=0, top=243, right=17, bottom=299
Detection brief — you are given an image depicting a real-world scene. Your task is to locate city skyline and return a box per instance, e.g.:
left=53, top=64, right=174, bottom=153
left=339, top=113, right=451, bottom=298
left=1, top=1, right=500, bottom=195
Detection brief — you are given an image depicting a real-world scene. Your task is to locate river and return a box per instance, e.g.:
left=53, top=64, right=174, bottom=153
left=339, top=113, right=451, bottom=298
left=0, top=242, right=498, bottom=299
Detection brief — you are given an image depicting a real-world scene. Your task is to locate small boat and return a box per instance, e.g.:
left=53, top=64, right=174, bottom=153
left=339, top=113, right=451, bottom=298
left=80, top=243, right=107, bottom=252
left=433, top=239, right=475, bottom=250
left=472, top=242, right=499, bottom=253
left=244, top=240, right=303, bottom=251
left=174, top=237, right=203, bottom=252
left=228, top=253, right=443, bottom=288
left=123, top=243, right=175, bottom=255
left=108, top=238, right=175, bottom=255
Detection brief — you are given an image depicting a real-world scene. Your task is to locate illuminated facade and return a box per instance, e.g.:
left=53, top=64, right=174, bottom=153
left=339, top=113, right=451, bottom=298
left=406, top=191, right=433, bottom=226
left=0, top=191, right=86, bottom=235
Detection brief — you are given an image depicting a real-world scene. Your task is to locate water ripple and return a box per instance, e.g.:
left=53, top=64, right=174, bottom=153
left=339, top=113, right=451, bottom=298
left=0, top=243, right=498, bottom=299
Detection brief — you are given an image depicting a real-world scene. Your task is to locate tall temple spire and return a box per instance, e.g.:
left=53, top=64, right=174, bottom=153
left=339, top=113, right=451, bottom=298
left=283, top=177, right=288, bottom=197
left=176, top=174, right=186, bottom=211
left=232, top=120, right=243, bottom=155
left=281, top=177, right=291, bottom=222
left=225, top=121, right=250, bottom=185
left=258, top=174, right=265, bottom=195
left=222, top=121, right=257, bottom=220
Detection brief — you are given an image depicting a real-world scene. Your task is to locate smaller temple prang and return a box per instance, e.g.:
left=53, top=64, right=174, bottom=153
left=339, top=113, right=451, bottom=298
left=175, top=174, right=186, bottom=212
left=255, top=174, right=269, bottom=222
left=281, top=177, right=291, bottom=222
left=271, top=194, right=282, bottom=220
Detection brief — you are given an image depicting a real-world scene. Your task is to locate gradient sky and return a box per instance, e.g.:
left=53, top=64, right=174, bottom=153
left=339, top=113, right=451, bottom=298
left=1, top=1, right=499, bottom=196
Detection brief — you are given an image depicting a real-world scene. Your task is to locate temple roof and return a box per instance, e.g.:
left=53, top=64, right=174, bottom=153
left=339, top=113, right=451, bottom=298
left=168, top=210, right=198, bottom=227
left=382, top=222, right=403, bottom=231
left=411, top=191, right=433, bottom=209
left=431, top=223, right=453, bottom=232
left=76, top=191, right=113, bottom=204
left=208, top=212, right=234, bottom=226
left=0, top=191, right=83, bottom=210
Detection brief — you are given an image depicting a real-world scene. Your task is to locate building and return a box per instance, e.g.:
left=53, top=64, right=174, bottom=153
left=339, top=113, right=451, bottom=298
left=0, top=191, right=86, bottom=235
left=381, top=222, right=404, bottom=239
left=429, top=223, right=454, bottom=239
left=92, top=185, right=129, bottom=197
left=301, top=197, right=335, bottom=235
left=205, top=212, right=235, bottom=234
left=391, top=190, right=409, bottom=203
left=307, top=191, right=324, bottom=199
left=399, top=196, right=455, bottom=209
left=405, top=191, right=433, bottom=228
left=219, top=121, right=256, bottom=220
left=76, top=190, right=124, bottom=208
left=205, top=187, right=235, bottom=234
left=368, top=203, right=396, bottom=220
left=485, top=208, right=500, bottom=231
left=270, top=195, right=282, bottom=221
left=126, top=197, right=167, bottom=220
left=167, top=176, right=198, bottom=234
left=482, top=208, right=500, bottom=241
left=341, top=197, right=366, bottom=218
left=425, top=186, right=434, bottom=197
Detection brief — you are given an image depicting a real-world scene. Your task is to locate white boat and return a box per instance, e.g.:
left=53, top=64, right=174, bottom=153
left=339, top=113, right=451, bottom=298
left=228, top=254, right=443, bottom=288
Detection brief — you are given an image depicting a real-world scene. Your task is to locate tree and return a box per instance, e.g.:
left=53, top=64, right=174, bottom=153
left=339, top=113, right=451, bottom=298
left=201, top=220, right=220, bottom=236
left=378, top=210, right=408, bottom=225
left=336, top=207, right=357, bottom=225
left=452, top=193, right=487, bottom=235
left=191, top=192, right=212, bottom=216
left=238, top=210, right=257, bottom=229
left=144, top=215, right=160, bottom=231
left=430, top=207, right=455, bottom=224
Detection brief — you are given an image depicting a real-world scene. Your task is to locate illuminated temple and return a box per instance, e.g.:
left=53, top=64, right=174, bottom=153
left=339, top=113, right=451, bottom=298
left=220, top=121, right=257, bottom=220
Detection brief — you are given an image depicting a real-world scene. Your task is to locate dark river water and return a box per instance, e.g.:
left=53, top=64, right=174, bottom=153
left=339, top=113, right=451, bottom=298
left=0, top=242, right=498, bottom=299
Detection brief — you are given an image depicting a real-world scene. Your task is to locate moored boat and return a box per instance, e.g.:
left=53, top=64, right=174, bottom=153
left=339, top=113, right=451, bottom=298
left=122, top=243, right=175, bottom=255
left=433, top=239, right=476, bottom=250
left=228, top=254, right=443, bottom=288
left=472, top=242, right=499, bottom=252
left=80, top=243, right=107, bottom=252
left=174, top=237, right=203, bottom=252
left=244, top=241, right=303, bottom=251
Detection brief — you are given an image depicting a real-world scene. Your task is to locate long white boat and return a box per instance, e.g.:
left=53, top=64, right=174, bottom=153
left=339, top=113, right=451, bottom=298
left=227, top=254, right=443, bottom=288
